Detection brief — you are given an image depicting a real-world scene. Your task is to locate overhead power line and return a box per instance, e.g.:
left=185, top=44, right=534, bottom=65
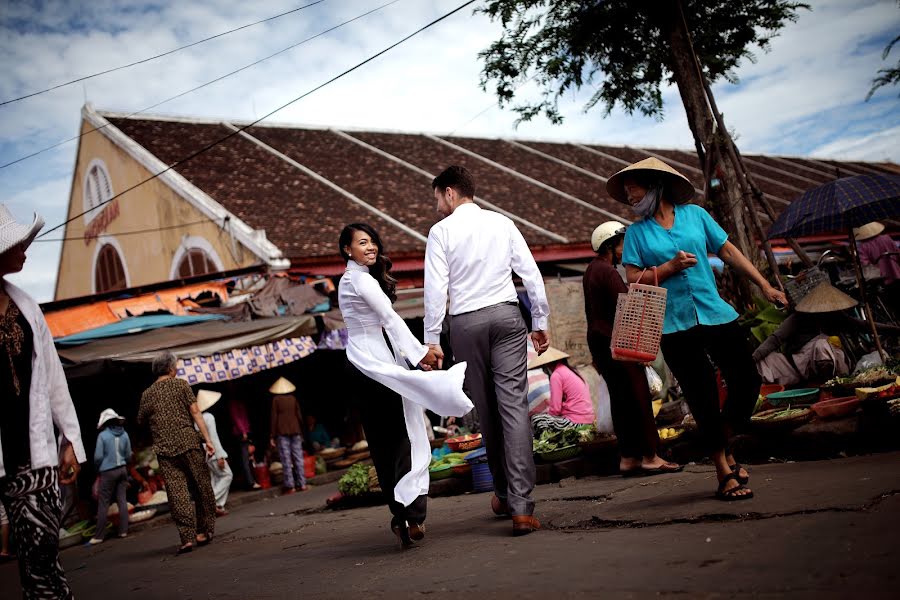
left=0, top=0, right=327, bottom=107
left=1, top=0, right=401, bottom=171
left=33, top=219, right=215, bottom=243
left=38, top=0, right=478, bottom=239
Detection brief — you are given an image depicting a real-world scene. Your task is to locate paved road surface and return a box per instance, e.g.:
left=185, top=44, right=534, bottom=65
left=2, top=453, right=899, bottom=598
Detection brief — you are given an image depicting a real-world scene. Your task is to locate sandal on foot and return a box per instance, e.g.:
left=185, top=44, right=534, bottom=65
left=729, top=462, right=749, bottom=485
left=196, top=534, right=213, bottom=547
left=716, top=472, right=754, bottom=501
left=176, top=544, right=193, bottom=555
left=639, top=462, right=684, bottom=476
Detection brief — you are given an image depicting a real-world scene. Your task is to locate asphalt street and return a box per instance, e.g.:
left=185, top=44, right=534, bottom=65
left=2, top=452, right=899, bottom=599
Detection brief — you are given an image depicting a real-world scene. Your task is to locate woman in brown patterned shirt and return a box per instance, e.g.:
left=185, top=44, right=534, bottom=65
left=138, top=351, right=217, bottom=555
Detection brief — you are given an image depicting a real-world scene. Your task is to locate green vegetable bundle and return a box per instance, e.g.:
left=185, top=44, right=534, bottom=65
left=337, top=463, right=372, bottom=497
left=532, top=425, right=596, bottom=453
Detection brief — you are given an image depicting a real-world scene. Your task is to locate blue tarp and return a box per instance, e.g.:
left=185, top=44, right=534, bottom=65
left=55, top=314, right=227, bottom=346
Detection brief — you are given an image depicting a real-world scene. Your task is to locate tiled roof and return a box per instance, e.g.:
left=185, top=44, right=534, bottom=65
left=103, top=113, right=896, bottom=266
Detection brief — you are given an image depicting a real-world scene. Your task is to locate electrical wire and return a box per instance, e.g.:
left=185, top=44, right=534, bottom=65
left=37, top=0, right=477, bottom=239
left=1, top=0, right=402, bottom=170
left=33, top=219, right=215, bottom=243
left=0, top=0, right=327, bottom=107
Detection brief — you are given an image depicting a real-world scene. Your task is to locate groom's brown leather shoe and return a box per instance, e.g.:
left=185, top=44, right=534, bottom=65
left=511, top=515, right=541, bottom=536
left=491, top=495, right=511, bottom=517
left=408, top=522, right=425, bottom=541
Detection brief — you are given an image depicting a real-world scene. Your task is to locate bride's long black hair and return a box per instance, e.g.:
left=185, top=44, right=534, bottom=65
left=339, top=223, right=398, bottom=303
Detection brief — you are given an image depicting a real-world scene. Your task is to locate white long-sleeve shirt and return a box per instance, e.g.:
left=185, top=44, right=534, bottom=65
left=1, top=281, right=86, bottom=478
left=423, top=203, right=550, bottom=345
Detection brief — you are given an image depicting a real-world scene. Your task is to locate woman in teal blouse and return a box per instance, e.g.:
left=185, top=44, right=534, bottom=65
left=609, top=158, right=787, bottom=501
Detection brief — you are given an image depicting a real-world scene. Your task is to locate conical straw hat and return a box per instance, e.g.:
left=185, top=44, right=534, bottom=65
left=853, top=222, right=884, bottom=241
left=606, top=157, right=695, bottom=205
left=269, top=377, right=296, bottom=394
left=196, top=389, right=222, bottom=412
left=795, top=282, right=858, bottom=314
left=528, top=347, right=570, bottom=370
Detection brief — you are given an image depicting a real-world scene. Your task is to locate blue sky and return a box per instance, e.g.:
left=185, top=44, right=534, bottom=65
left=1, top=0, right=899, bottom=302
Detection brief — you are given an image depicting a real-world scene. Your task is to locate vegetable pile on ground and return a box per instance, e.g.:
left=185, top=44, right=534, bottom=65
left=532, top=425, right=596, bottom=453
left=429, top=452, right=469, bottom=470
left=825, top=366, right=898, bottom=390
left=337, top=463, right=378, bottom=497
left=752, top=407, right=808, bottom=421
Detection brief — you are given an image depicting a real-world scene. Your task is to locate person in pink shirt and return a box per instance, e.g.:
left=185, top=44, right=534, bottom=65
left=855, top=222, right=900, bottom=312
left=529, top=349, right=594, bottom=427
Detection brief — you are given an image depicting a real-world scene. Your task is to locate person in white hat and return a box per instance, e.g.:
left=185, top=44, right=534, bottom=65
left=610, top=158, right=787, bottom=501
left=527, top=348, right=594, bottom=434
left=583, top=221, right=682, bottom=476
left=267, top=377, right=308, bottom=495
left=854, top=221, right=900, bottom=311
left=195, top=390, right=233, bottom=515
left=88, top=409, right=132, bottom=545
left=0, top=204, right=86, bottom=595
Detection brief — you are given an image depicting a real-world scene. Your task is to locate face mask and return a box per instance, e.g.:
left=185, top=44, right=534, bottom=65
left=631, top=185, right=662, bottom=218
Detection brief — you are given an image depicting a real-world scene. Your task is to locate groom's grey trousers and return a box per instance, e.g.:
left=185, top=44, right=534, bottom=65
left=450, top=302, right=535, bottom=516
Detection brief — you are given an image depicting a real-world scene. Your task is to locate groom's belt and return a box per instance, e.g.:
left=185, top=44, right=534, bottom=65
left=454, top=300, right=519, bottom=316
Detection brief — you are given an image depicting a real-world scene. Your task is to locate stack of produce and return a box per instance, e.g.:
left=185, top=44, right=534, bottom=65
left=337, top=463, right=378, bottom=497
left=532, top=425, right=595, bottom=454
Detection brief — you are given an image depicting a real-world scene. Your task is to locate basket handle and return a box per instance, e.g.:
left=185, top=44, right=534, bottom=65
left=638, top=266, right=659, bottom=286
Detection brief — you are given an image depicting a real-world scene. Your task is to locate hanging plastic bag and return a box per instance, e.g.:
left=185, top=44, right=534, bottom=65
left=645, top=366, right=663, bottom=397
left=594, top=375, right=615, bottom=434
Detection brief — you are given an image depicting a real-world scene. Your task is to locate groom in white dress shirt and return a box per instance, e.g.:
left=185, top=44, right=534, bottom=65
left=424, top=165, right=550, bottom=536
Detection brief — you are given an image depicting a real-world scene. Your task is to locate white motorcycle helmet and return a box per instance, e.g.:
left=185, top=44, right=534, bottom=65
left=591, top=221, right=627, bottom=253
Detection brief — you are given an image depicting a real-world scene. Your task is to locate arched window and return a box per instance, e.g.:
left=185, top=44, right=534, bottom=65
left=83, top=159, right=113, bottom=222
left=95, top=244, right=127, bottom=293
left=169, top=236, right=225, bottom=280
left=176, top=248, right=219, bottom=278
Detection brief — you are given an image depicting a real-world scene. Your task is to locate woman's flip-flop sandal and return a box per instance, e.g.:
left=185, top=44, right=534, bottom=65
left=729, top=463, right=750, bottom=485
left=716, top=472, right=754, bottom=501
left=176, top=543, right=193, bottom=555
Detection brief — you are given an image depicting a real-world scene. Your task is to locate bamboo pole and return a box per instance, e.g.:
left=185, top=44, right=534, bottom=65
left=848, top=227, right=887, bottom=361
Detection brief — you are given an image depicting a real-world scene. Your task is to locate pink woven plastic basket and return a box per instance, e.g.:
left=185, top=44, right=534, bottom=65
left=611, top=267, right=667, bottom=362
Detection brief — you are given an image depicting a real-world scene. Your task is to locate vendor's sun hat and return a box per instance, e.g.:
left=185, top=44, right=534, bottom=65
left=591, top=221, right=627, bottom=252
left=0, top=204, right=44, bottom=256
left=528, top=347, right=570, bottom=370
left=853, top=221, right=885, bottom=241
left=606, top=157, right=695, bottom=205
left=96, top=408, right=125, bottom=430
left=795, top=282, right=858, bottom=314
left=196, top=389, right=222, bottom=412
left=269, top=377, right=296, bottom=394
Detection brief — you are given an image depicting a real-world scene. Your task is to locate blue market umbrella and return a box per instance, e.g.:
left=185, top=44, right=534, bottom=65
left=767, top=173, right=900, bottom=239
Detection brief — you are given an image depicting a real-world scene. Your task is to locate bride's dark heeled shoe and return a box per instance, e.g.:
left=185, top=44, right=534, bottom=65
left=391, top=517, right=413, bottom=549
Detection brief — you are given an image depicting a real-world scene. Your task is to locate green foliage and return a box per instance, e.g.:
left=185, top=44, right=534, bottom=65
left=478, top=0, right=808, bottom=124
left=532, top=424, right=595, bottom=453
left=867, top=33, right=900, bottom=101
left=337, top=463, right=371, bottom=497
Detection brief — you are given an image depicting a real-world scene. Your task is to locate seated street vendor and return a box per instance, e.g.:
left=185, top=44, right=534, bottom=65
left=528, top=348, right=594, bottom=434
left=306, top=415, right=340, bottom=451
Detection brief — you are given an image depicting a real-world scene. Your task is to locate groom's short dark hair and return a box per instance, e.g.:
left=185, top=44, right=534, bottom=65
left=432, top=165, right=475, bottom=199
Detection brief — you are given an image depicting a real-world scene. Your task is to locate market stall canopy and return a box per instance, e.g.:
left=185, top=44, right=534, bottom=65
left=767, top=174, right=900, bottom=239
left=55, top=314, right=226, bottom=346
left=57, top=315, right=317, bottom=366
left=44, top=281, right=232, bottom=338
